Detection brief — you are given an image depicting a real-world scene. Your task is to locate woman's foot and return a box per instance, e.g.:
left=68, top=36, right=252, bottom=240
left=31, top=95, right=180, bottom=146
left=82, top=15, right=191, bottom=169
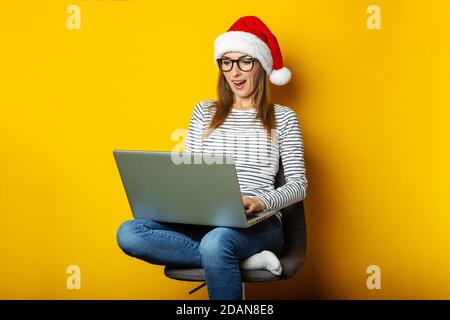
left=239, top=250, right=282, bottom=275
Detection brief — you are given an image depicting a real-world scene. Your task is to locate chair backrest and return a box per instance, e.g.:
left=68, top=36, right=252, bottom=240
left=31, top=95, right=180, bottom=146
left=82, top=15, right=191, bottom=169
left=273, top=157, right=307, bottom=252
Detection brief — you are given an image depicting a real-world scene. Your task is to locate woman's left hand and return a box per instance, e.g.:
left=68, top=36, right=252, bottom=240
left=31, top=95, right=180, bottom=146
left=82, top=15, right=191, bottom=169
left=242, top=196, right=267, bottom=214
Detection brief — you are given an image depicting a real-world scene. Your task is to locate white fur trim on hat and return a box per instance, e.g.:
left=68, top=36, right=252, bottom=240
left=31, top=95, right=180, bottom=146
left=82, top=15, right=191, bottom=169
left=269, top=67, right=292, bottom=86
left=214, top=31, right=273, bottom=75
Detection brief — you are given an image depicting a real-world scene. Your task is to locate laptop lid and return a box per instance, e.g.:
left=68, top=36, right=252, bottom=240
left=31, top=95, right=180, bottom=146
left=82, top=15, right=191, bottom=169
left=113, top=150, right=253, bottom=228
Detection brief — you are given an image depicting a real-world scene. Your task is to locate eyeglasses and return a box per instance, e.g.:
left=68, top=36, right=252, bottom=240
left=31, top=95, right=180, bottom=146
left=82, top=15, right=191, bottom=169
left=217, top=57, right=256, bottom=72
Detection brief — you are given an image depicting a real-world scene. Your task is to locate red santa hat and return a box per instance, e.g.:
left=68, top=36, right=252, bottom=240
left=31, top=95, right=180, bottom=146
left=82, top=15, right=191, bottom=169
left=214, top=16, right=292, bottom=86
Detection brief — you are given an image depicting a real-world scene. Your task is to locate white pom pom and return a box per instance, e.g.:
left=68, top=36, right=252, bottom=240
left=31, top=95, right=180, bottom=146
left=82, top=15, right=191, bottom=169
left=269, top=67, right=292, bottom=86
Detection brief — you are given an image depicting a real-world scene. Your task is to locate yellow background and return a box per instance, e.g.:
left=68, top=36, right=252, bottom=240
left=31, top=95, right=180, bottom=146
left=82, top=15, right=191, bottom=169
left=1, top=0, right=449, bottom=299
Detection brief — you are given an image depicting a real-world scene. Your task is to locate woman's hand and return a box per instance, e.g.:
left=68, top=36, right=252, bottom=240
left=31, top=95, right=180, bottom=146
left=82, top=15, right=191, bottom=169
left=242, top=196, right=267, bottom=214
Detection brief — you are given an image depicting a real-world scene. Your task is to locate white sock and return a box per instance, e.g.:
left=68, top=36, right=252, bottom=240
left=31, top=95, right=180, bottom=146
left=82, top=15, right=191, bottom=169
left=239, top=250, right=282, bottom=276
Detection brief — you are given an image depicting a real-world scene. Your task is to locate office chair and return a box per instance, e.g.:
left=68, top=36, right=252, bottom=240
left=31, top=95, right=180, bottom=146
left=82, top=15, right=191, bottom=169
left=164, top=157, right=307, bottom=299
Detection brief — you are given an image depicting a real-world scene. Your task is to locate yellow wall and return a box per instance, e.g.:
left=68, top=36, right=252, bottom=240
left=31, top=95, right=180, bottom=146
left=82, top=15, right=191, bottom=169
left=0, top=0, right=449, bottom=299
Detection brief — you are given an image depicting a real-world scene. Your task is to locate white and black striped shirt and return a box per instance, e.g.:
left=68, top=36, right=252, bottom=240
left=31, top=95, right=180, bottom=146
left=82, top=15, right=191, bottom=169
left=184, top=99, right=308, bottom=220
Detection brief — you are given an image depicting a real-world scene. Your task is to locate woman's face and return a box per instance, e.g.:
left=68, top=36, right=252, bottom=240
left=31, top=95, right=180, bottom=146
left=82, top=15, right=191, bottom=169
left=220, top=51, right=260, bottom=100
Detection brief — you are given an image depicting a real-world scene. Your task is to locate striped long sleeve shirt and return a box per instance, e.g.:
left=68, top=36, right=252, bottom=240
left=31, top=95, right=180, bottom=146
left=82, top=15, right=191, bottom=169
left=183, top=99, right=308, bottom=220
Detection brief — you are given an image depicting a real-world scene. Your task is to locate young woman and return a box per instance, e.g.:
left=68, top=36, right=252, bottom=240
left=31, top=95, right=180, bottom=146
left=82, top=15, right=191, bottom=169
left=116, top=16, right=308, bottom=300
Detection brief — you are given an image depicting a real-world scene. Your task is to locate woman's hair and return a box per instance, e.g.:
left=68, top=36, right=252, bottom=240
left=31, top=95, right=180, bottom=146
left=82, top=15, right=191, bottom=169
left=203, top=60, right=276, bottom=143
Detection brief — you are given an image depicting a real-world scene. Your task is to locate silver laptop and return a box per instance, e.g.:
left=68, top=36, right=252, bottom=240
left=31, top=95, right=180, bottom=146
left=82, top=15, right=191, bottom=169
left=113, top=150, right=277, bottom=228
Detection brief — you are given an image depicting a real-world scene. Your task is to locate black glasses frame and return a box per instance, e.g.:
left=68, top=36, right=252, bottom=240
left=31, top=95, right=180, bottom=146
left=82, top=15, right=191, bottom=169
left=216, top=57, right=256, bottom=72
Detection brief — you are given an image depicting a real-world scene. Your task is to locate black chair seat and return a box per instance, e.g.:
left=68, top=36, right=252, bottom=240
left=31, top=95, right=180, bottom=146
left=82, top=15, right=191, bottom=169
left=164, top=245, right=306, bottom=282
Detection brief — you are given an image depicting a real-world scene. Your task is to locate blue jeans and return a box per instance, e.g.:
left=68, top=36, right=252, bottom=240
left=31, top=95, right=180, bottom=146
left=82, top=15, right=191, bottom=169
left=116, top=215, right=284, bottom=300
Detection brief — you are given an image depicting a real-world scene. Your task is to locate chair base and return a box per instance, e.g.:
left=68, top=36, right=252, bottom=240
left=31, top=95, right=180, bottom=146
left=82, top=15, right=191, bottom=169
left=187, top=282, right=246, bottom=299
left=189, top=282, right=207, bottom=294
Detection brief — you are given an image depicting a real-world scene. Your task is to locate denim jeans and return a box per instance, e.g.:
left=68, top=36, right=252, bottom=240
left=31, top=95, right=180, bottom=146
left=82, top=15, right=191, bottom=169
left=116, top=215, right=284, bottom=300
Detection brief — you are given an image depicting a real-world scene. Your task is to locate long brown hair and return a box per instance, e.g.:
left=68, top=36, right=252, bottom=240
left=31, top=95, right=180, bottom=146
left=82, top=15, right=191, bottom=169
left=203, top=60, right=277, bottom=143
